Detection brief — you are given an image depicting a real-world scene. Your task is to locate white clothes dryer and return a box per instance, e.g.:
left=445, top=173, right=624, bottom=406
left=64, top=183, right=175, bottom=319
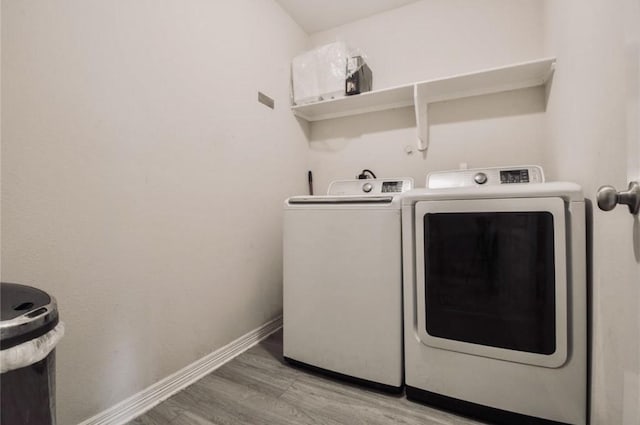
left=402, top=166, right=587, bottom=424
left=283, top=178, right=413, bottom=392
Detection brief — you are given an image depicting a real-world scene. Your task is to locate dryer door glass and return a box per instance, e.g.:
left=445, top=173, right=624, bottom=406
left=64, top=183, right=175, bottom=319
left=424, top=211, right=556, bottom=354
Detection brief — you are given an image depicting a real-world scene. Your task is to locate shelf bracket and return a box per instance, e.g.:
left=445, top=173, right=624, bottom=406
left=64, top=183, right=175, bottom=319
left=414, top=85, right=429, bottom=152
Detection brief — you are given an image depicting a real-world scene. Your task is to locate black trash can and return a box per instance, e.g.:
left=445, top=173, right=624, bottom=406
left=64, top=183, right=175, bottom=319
left=1, top=282, right=63, bottom=425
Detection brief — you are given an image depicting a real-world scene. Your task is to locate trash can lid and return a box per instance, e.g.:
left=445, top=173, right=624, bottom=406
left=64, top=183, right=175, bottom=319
left=1, top=282, right=59, bottom=350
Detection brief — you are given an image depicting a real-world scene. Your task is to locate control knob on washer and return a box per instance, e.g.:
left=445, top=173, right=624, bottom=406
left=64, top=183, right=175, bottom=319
left=474, top=172, right=488, bottom=185
left=362, top=182, right=373, bottom=193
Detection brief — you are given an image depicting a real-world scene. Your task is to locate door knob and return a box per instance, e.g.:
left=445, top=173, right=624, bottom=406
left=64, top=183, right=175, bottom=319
left=597, top=181, right=640, bottom=215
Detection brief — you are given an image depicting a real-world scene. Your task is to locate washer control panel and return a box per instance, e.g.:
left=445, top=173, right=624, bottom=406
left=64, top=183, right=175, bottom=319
left=499, top=168, right=532, bottom=184
left=427, top=166, right=544, bottom=189
left=328, top=178, right=414, bottom=196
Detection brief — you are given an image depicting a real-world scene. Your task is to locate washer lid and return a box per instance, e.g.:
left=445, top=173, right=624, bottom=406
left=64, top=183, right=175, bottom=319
left=1, top=282, right=59, bottom=350
left=288, top=195, right=394, bottom=205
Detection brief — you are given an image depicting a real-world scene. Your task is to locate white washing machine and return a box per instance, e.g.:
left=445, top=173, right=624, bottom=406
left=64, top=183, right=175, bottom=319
left=402, top=166, right=587, bottom=424
left=283, top=177, right=413, bottom=392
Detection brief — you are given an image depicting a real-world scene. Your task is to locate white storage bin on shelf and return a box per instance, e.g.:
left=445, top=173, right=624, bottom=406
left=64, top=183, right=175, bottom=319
left=291, top=57, right=556, bottom=152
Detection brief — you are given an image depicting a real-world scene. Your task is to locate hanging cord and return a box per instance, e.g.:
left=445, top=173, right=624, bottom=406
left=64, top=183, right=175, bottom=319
left=357, top=169, right=377, bottom=179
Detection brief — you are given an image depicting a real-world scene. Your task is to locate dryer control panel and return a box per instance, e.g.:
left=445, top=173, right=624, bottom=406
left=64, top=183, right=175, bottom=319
left=427, top=166, right=545, bottom=189
left=328, top=178, right=413, bottom=196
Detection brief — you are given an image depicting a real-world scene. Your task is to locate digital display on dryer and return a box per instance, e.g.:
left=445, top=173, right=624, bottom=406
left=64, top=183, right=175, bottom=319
left=500, top=169, right=530, bottom=184
left=382, top=181, right=403, bottom=193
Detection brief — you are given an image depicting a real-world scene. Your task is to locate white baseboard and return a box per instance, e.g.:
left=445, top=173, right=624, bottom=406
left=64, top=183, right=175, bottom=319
left=78, top=316, right=283, bottom=425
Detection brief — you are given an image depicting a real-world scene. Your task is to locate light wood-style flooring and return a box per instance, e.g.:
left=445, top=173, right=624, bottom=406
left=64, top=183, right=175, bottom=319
left=128, top=330, right=483, bottom=425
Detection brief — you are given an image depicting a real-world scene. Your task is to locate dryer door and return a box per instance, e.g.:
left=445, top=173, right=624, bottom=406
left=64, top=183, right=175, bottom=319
left=414, top=197, right=568, bottom=368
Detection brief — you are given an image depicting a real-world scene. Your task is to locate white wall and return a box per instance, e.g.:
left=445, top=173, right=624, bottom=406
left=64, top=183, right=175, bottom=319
left=543, top=1, right=640, bottom=423
left=0, top=1, right=309, bottom=423
left=306, top=0, right=547, bottom=193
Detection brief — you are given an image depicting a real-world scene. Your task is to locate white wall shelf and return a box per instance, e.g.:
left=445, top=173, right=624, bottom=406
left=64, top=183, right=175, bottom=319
left=292, top=57, right=556, bottom=152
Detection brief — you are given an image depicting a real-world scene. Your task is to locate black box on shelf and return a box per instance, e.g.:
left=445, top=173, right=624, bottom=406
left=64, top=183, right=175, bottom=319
left=345, top=56, right=372, bottom=96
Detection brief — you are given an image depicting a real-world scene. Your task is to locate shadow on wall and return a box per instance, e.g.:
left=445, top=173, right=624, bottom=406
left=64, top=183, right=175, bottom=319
left=307, top=106, right=416, bottom=147
left=295, top=116, right=312, bottom=142
left=304, top=86, right=547, bottom=151
left=429, top=86, right=546, bottom=126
